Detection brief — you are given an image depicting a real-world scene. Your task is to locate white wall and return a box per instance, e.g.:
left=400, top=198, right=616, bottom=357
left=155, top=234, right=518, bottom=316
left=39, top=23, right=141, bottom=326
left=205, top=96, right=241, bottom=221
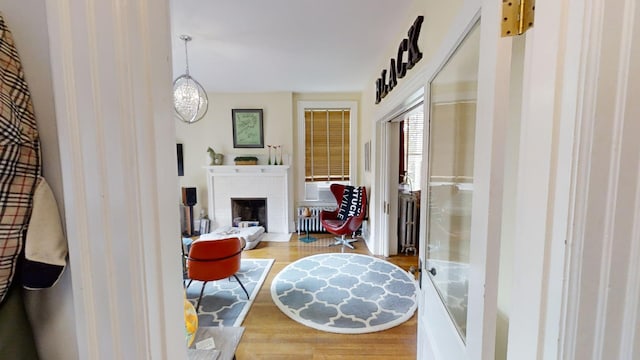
left=0, top=3, right=78, bottom=359
left=361, top=0, right=465, bottom=255
left=362, top=0, right=465, bottom=127
left=175, top=92, right=293, bottom=218
left=175, top=91, right=364, bottom=225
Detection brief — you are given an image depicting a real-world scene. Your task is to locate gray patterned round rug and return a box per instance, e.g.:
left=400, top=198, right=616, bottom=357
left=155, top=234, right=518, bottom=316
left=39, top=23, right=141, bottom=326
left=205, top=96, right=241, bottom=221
left=270, top=253, right=418, bottom=334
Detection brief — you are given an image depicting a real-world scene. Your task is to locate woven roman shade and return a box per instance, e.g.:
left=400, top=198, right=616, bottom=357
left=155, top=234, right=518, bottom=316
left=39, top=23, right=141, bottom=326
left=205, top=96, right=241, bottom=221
left=304, top=109, right=350, bottom=182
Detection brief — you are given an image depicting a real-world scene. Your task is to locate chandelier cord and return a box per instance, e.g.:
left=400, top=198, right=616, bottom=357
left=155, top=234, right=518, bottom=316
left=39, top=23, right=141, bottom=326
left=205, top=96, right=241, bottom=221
left=183, top=37, right=190, bottom=76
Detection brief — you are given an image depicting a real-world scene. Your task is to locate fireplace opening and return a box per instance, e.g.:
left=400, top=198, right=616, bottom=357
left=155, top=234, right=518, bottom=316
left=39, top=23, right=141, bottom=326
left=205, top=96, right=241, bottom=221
left=231, top=198, right=267, bottom=231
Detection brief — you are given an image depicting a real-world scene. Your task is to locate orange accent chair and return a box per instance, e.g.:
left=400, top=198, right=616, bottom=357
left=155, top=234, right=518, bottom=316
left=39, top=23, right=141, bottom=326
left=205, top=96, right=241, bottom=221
left=320, top=184, right=367, bottom=250
left=186, top=237, right=249, bottom=312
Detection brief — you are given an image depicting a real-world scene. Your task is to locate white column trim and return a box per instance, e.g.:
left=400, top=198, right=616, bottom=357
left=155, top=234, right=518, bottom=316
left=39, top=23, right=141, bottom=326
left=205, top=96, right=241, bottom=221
left=45, top=0, right=185, bottom=359
left=547, top=0, right=588, bottom=358
left=621, top=166, right=640, bottom=357
left=557, top=0, right=602, bottom=357
left=592, top=0, right=633, bottom=353
left=559, top=0, right=640, bottom=358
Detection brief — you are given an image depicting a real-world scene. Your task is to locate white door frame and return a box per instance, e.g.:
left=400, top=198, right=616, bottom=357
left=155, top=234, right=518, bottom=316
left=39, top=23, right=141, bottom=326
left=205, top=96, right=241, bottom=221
left=373, top=87, right=426, bottom=258
left=371, top=122, right=387, bottom=256
left=386, top=121, right=401, bottom=257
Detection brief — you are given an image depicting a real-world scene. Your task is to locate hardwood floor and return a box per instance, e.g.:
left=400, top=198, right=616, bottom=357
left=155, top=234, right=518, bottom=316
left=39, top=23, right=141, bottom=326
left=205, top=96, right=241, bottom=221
left=236, top=233, right=419, bottom=359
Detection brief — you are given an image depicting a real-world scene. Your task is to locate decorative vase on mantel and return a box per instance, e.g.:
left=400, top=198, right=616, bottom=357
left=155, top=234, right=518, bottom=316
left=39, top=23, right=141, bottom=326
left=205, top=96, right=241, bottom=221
left=274, top=145, right=283, bottom=165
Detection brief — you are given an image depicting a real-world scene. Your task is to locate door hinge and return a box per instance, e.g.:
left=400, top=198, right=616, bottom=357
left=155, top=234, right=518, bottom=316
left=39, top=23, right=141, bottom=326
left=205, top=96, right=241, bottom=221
left=501, top=0, right=535, bottom=37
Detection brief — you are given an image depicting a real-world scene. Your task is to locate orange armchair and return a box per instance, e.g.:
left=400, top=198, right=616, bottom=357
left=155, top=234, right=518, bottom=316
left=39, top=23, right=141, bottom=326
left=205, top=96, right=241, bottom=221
left=186, top=237, right=249, bottom=312
left=320, top=184, right=367, bottom=250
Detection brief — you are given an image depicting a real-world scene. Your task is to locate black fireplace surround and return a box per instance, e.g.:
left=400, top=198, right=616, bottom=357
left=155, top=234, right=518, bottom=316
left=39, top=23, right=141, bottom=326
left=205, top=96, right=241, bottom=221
left=231, top=197, right=267, bottom=231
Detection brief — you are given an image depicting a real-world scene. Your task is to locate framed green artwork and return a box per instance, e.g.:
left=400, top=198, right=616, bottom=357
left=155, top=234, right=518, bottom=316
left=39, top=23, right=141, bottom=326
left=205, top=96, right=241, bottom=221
left=232, top=109, right=264, bottom=148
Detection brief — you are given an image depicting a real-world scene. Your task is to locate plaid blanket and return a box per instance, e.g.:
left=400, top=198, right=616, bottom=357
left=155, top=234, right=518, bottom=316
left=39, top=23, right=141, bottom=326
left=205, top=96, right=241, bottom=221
left=0, top=14, right=41, bottom=304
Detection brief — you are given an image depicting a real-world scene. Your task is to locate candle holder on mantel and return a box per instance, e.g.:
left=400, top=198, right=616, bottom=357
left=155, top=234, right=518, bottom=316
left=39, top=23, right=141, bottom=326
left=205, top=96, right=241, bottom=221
left=278, top=145, right=284, bottom=165
left=280, top=145, right=284, bottom=165
left=267, top=144, right=281, bottom=165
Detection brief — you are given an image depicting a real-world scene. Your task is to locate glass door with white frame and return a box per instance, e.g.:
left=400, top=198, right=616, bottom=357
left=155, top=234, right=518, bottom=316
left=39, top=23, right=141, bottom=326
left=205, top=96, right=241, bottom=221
left=414, top=1, right=514, bottom=359
left=425, top=22, right=479, bottom=340
left=416, top=3, right=513, bottom=356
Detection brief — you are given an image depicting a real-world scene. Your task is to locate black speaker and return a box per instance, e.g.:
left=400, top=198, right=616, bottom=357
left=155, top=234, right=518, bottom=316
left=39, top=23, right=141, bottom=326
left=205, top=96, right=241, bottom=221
left=176, top=144, right=184, bottom=176
left=182, top=187, right=197, bottom=206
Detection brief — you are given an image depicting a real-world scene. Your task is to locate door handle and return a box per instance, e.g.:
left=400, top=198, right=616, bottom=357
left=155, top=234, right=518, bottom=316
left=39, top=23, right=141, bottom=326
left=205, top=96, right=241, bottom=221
left=409, top=264, right=436, bottom=289
left=409, top=263, right=421, bottom=287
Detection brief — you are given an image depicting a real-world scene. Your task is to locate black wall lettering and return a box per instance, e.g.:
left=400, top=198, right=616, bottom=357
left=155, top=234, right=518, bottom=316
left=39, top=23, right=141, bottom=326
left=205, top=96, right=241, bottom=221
left=388, top=58, right=398, bottom=91
left=374, top=16, right=424, bottom=104
left=396, top=39, right=408, bottom=79
left=407, top=16, right=424, bottom=68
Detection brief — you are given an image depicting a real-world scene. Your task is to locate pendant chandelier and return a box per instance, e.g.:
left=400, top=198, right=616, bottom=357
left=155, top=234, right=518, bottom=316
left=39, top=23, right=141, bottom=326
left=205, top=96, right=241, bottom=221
left=173, top=35, right=208, bottom=124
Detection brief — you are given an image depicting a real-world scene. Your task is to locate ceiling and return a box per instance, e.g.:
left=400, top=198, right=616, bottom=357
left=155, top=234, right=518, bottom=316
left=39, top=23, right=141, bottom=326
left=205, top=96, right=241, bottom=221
left=170, top=0, right=416, bottom=93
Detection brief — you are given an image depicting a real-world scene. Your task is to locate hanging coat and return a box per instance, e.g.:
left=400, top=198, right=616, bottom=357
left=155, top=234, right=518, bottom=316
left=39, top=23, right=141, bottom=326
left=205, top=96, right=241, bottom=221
left=0, top=12, right=68, bottom=308
left=0, top=13, right=41, bottom=304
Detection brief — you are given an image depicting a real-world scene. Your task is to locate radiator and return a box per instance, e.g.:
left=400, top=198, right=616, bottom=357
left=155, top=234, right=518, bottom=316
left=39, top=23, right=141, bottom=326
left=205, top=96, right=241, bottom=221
left=296, top=206, right=336, bottom=233
left=398, top=192, right=419, bottom=255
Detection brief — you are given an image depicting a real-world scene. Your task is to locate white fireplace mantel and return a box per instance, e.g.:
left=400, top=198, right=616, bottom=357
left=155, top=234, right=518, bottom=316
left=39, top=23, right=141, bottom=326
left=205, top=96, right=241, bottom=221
left=205, top=165, right=292, bottom=233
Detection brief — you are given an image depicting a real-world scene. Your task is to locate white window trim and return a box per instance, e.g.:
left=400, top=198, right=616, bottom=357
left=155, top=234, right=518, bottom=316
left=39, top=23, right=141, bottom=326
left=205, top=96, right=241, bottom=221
left=297, top=101, right=358, bottom=203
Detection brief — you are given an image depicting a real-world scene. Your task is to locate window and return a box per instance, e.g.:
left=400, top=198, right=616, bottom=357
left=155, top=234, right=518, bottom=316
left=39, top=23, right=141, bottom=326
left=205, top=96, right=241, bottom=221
left=305, top=109, right=350, bottom=182
left=393, top=102, right=424, bottom=192
left=402, top=108, right=424, bottom=191
left=297, top=101, right=357, bottom=202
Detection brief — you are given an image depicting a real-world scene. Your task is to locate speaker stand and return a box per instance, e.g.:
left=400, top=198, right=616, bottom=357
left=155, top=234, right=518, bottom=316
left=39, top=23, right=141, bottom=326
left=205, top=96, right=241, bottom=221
left=182, top=205, right=200, bottom=237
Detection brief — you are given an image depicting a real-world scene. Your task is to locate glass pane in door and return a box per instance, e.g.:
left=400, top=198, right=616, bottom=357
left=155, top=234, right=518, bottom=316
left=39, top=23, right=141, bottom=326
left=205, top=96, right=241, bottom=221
left=425, top=23, right=480, bottom=340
